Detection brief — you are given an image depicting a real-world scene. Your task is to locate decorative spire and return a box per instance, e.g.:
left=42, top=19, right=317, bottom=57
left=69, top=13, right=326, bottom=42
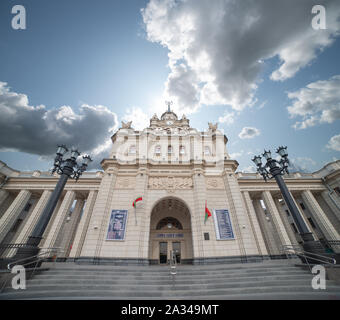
left=165, top=100, right=173, bottom=113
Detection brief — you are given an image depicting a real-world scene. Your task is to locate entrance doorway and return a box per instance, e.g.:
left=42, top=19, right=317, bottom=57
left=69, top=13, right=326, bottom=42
left=172, top=242, right=181, bottom=264
left=149, top=197, right=193, bottom=264
left=158, top=241, right=181, bottom=264
left=159, top=242, right=168, bottom=264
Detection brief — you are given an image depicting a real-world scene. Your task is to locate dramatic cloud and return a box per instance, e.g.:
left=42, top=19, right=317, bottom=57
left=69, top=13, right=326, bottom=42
left=0, top=82, right=118, bottom=168
left=288, top=75, right=340, bottom=129
left=288, top=157, right=318, bottom=173
left=238, top=127, right=260, bottom=139
left=142, top=0, right=340, bottom=113
left=122, top=107, right=150, bottom=131
left=326, top=134, right=340, bottom=151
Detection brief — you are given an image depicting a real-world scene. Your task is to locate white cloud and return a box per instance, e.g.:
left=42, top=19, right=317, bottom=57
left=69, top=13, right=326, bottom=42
left=142, top=0, right=340, bottom=113
left=241, top=165, right=257, bottom=173
left=289, top=157, right=317, bottom=172
left=122, top=107, right=150, bottom=131
left=288, top=75, right=340, bottom=129
left=238, top=127, right=260, bottom=139
left=218, top=111, right=235, bottom=125
left=0, top=82, right=118, bottom=169
left=326, top=134, right=340, bottom=151
left=229, top=150, right=243, bottom=159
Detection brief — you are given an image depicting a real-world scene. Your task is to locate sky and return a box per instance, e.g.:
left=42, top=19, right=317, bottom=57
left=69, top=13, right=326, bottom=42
left=0, top=0, right=340, bottom=173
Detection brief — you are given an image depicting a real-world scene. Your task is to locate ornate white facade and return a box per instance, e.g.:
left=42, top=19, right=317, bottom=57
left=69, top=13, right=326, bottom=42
left=0, top=109, right=340, bottom=265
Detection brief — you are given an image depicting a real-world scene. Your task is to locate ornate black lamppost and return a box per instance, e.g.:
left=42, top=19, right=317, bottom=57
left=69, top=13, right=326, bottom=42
left=251, top=146, right=316, bottom=249
left=14, top=145, right=92, bottom=261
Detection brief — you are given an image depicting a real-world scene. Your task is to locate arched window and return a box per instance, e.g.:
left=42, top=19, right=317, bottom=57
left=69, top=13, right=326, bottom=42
left=204, top=146, right=211, bottom=155
left=179, top=145, right=185, bottom=155
left=156, top=217, right=183, bottom=230
left=168, top=145, right=173, bottom=154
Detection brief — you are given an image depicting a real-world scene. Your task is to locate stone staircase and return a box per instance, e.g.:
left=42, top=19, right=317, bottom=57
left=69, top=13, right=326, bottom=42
left=1, top=259, right=340, bottom=300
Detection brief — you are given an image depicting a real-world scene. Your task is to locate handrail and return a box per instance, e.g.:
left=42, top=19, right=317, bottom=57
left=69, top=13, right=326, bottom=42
left=283, top=244, right=336, bottom=265
left=7, top=247, right=63, bottom=271
left=282, top=244, right=336, bottom=274
left=1, top=246, right=63, bottom=293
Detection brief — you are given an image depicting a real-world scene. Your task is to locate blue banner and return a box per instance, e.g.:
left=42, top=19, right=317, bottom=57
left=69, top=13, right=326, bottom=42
left=213, top=209, right=235, bottom=240
left=106, top=210, right=128, bottom=240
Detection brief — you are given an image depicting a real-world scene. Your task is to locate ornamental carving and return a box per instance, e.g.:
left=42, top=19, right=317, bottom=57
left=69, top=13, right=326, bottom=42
left=148, top=176, right=193, bottom=191
left=206, top=177, right=224, bottom=189
left=115, top=177, right=135, bottom=189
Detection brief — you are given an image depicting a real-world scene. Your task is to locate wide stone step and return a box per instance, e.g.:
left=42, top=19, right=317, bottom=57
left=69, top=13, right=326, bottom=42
left=2, top=279, right=335, bottom=293
left=1, top=284, right=340, bottom=300
left=17, top=292, right=340, bottom=300
left=30, top=271, right=310, bottom=283
left=25, top=274, right=313, bottom=286
left=40, top=266, right=304, bottom=277
left=45, top=262, right=298, bottom=273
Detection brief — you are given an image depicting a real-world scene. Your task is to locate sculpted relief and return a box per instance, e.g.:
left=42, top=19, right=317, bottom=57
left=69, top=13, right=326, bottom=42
left=148, top=176, right=193, bottom=191
left=206, top=177, right=224, bottom=189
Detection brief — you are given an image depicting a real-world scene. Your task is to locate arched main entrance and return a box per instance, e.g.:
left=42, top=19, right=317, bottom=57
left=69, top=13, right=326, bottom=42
left=149, top=197, right=193, bottom=264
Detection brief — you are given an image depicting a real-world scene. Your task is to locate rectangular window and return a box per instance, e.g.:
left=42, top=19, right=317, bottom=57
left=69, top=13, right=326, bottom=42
left=24, top=203, right=31, bottom=212
left=308, top=217, right=317, bottom=229
left=334, top=187, right=340, bottom=197
left=291, top=223, right=298, bottom=234
left=300, top=202, right=306, bottom=210
left=11, top=219, right=23, bottom=233
left=204, top=232, right=210, bottom=240
left=285, top=210, right=290, bottom=217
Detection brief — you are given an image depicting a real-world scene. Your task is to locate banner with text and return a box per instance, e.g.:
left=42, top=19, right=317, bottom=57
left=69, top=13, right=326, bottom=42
left=213, top=209, right=235, bottom=240
left=106, top=210, right=128, bottom=240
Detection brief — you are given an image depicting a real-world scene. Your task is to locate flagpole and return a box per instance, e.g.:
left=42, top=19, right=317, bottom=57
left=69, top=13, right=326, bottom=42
left=134, top=204, right=137, bottom=225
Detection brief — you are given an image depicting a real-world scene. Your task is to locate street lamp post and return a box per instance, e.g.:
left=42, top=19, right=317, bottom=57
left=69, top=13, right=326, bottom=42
left=14, top=145, right=92, bottom=262
left=251, top=146, right=316, bottom=249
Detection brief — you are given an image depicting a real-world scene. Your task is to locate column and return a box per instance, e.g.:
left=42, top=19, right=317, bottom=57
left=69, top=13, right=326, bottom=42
left=0, top=190, right=31, bottom=244
left=253, top=199, right=280, bottom=255
left=57, top=199, right=85, bottom=258
left=0, top=190, right=9, bottom=208
left=5, top=190, right=52, bottom=257
left=41, top=190, right=76, bottom=249
left=262, top=191, right=292, bottom=249
left=242, top=191, right=268, bottom=255
left=69, top=191, right=98, bottom=258
left=321, top=190, right=340, bottom=222
left=274, top=198, right=299, bottom=245
left=301, top=190, right=340, bottom=241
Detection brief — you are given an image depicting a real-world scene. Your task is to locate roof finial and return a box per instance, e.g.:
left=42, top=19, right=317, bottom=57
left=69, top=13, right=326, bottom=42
left=165, top=100, right=173, bottom=112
